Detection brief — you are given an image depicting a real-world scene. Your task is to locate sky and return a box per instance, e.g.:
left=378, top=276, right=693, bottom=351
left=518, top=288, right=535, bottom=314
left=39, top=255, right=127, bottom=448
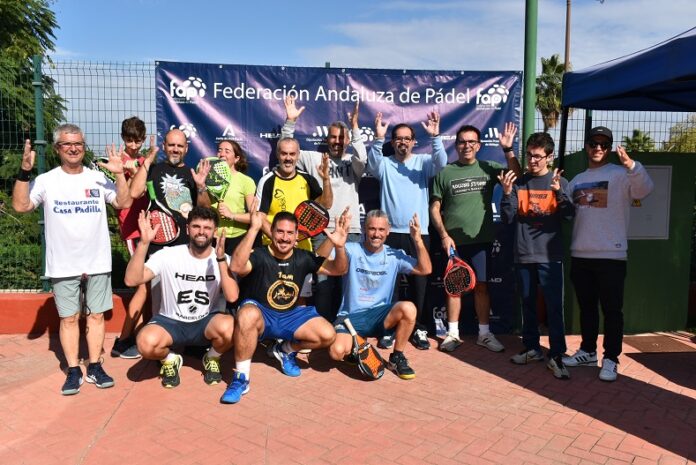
left=51, top=0, right=696, bottom=72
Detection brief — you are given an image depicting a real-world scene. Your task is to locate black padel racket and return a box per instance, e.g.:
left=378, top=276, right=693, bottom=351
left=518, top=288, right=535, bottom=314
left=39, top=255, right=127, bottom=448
left=146, top=180, right=179, bottom=245
left=294, top=200, right=330, bottom=242
left=344, top=317, right=386, bottom=380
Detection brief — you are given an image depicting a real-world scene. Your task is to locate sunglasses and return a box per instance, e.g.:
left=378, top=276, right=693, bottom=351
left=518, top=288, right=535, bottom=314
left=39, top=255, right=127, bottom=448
left=587, top=141, right=611, bottom=150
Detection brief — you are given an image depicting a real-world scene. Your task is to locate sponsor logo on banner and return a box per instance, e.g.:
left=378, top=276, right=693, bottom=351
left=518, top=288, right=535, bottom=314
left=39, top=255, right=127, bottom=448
left=481, top=127, right=501, bottom=147
left=312, top=126, right=329, bottom=138
left=170, top=123, right=198, bottom=139
left=216, top=124, right=243, bottom=142
left=358, top=127, right=375, bottom=143
left=476, top=84, right=509, bottom=110
left=169, top=76, right=207, bottom=102
left=259, top=131, right=281, bottom=139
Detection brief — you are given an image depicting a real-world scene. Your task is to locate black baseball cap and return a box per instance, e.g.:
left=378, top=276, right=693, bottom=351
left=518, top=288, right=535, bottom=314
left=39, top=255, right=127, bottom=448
left=587, top=126, right=613, bottom=142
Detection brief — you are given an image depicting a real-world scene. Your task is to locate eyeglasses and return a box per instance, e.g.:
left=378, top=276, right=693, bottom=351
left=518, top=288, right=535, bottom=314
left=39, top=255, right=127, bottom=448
left=527, top=154, right=548, bottom=161
left=57, top=141, right=85, bottom=149
left=456, top=139, right=480, bottom=146
left=393, top=136, right=413, bottom=142
left=587, top=141, right=611, bottom=150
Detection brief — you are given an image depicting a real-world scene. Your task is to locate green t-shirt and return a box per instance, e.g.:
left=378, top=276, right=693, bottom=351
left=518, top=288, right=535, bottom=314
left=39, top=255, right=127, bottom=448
left=212, top=171, right=256, bottom=238
left=431, top=160, right=503, bottom=245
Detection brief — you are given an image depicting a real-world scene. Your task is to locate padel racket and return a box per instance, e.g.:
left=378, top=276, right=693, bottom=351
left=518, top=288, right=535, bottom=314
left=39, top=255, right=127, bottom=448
left=91, top=157, right=139, bottom=182
left=198, top=156, right=231, bottom=202
left=78, top=273, right=91, bottom=318
left=343, top=317, right=386, bottom=380
left=294, top=200, right=330, bottom=242
left=146, top=180, right=179, bottom=245
left=443, top=246, right=476, bottom=297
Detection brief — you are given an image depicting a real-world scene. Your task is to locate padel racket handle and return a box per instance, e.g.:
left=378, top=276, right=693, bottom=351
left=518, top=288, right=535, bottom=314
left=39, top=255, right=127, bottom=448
left=449, top=245, right=456, bottom=258
left=146, top=180, right=156, bottom=200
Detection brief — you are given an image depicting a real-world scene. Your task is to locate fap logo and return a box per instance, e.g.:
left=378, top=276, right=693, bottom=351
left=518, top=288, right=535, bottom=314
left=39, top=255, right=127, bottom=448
left=170, top=123, right=198, bottom=139
left=358, top=126, right=375, bottom=143
left=476, top=84, right=509, bottom=110
left=169, top=76, right=207, bottom=102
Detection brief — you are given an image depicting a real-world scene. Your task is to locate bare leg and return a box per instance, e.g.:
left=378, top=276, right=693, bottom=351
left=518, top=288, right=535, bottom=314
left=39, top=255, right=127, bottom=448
left=384, top=301, right=416, bottom=352
left=85, top=313, right=106, bottom=363
left=204, top=314, right=235, bottom=354
left=60, top=314, right=80, bottom=367
left=474, top=282, right=491, bottom=325
left=292, top=317, right=336, bottom=351
left=136, top=324, right=174, bottom=360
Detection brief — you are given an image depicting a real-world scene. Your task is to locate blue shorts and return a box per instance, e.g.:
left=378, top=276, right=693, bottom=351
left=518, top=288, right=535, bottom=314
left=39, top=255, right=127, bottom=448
left=455, top=243, right=490, bottom=283
left=334, top=304, right=395, bottom=338
left=147, top=313, right=218, bottom=347
left=239, top=299, right=320, bottom=341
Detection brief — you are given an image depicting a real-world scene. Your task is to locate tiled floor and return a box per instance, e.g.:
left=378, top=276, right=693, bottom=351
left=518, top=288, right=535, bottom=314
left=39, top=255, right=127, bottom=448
left=1, top=332, right=695, bottom=465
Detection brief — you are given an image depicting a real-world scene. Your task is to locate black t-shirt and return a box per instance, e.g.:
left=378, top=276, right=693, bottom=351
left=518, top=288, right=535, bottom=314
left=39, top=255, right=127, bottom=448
left=240, top=246, right=324, bottom=312
left=146, top=162, right=197, bottom=254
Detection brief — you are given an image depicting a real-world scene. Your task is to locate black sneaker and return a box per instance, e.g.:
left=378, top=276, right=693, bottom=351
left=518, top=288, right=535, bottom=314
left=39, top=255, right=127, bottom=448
left=388, top=352, right=416, bottom=380
left=202, top=353, right=222, bottom=385
left=61, top=366, right=83, bottom=395
left=410, top=329, right=431, bottom=350
left=111, top=337, right=141, bottom=359
left=160, top=354, right=183, bottom=388
left=86, top=362, right=115, bottom=388
left=377, top=334, right=394, bottom=349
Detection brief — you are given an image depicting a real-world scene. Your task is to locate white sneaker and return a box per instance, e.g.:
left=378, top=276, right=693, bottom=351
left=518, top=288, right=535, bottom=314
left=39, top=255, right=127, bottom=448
left=439, top=333, right=463, bottom=352
left=562, top=349, right=598, bottom=367
left=477, top=333, right=504, bottom=352
left=599, top=358, right=618, bottom=382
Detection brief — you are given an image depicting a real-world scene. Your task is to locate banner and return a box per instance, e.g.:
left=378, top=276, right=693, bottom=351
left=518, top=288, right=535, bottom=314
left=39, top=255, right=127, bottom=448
left=156, top=61, right=522, bottom=179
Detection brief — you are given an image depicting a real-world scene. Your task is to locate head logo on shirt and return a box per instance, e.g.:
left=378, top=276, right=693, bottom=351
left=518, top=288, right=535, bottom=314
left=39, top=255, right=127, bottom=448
left=85, top=189, right=100, bottom=198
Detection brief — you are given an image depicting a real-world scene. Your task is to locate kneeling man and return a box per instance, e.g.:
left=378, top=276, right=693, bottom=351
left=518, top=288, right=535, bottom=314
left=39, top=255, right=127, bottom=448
left=125, top=207, right=238, bottom=388
left=327, top=210, right=432, bottom=379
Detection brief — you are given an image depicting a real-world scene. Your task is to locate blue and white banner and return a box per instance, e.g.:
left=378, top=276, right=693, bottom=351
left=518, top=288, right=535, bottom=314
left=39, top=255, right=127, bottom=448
left=156, top=61, right=522, bottom=180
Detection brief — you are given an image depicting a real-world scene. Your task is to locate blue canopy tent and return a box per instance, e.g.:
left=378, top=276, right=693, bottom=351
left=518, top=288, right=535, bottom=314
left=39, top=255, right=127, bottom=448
left=558, top=26, right=696, bottom=160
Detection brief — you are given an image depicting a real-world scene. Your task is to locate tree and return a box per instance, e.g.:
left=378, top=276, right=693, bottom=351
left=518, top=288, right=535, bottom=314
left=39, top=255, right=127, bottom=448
left=536, top=54, right=566, bottom=133
left=622, top=129, right=655, bottom=153
left=663, top=114, right=696, bottom=153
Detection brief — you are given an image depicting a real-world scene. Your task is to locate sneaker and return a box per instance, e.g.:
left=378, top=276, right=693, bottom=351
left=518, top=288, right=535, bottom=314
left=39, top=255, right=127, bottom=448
left=271, top=342, right=301, bottom=377
left=388, top=352, right=416, bottom=380
left=377, top=334, right=394, bottom=349
left=202, top=353, right=222, bottom=385
left=220, top=371, right=250, bottom=404
left=477, top=333, right=505, bottom=352
left=160, top=354, right=183, bottom=388
left=599, top=358, right=618, bottom=382
left=61, top=366, right=83, bottom=396
left=510, top=348, right=544, bottom=365
left=547, top=356, right=571, bottom=380
left=410, top=329, right=431, bottom=350
left=439, top=333, right=463, bottom=352
left=85, top=362, right=115, bottom=388
left=298, top=348, right=312, bottom=355
left=562, top=349, right=598, bottom=367
left=111, top=337, right=141, bottom=359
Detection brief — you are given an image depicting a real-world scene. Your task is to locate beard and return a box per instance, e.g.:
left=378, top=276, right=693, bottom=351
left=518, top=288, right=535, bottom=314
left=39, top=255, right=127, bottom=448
left=189, top=235, right=213, bottom=253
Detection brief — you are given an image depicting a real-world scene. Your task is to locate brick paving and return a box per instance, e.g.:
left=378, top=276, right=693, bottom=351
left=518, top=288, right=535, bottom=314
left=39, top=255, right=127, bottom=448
left=1, top=332, right=695, bottom=465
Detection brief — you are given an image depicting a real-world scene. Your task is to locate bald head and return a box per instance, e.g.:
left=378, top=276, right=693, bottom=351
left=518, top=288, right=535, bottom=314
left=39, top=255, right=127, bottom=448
left=163, top=129, right=188, bottom=166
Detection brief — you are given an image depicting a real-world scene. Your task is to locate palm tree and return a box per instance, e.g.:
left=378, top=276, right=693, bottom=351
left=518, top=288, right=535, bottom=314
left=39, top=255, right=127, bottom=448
left=622, top=129, right=656, bottom=152
left=536, top=54, right=566, bottom=132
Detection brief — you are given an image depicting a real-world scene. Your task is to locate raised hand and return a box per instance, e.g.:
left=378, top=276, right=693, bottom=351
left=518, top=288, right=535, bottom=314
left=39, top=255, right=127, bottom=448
left=497, top=169, right=517, bottom=195
left=284, top=95, right=306, bottom=122
left=192, top=158, right=210, bottom=188
left=145, top=135, right=159, bottom=163
left=326, top=207, right=351, bottom=248
left=616, top=145, right=635, bottom=169
left=248, top=197, right=264, bottom=232
left=348, top=100, right=360, bottom=130
left=375, top=112, right=389, bottom=139
left=421, top=111, right=440, bottom=137
left=137, top=211, right=160, bottom=245
left=21, top=139, right=36, bottom=171
left=498, top=122, right=518, bottom=149
left=216, top=230, right=226, bottom=260
left=99, top=144, right=126, bottom=175
left=550, top=168, right=563, bottom=191
left=409, top=213, right=422, bottom=242
left=317, top=153, right=330, bottom=180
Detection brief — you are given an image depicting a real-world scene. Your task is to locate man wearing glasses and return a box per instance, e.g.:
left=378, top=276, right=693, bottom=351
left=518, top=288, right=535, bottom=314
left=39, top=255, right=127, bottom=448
left=562, top=126, right=653, bottom=382
left=12, top=124, right=132, bottom=395
left=498, top=133, right=574, bottom=380
left=367, top=112, right=447, bottom=350
left=430, top=123, right=521, bottom=353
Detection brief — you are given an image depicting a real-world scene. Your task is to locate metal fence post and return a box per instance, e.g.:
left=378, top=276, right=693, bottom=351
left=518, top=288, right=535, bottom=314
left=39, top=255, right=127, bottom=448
left=32, top=55, right=49, bottom=291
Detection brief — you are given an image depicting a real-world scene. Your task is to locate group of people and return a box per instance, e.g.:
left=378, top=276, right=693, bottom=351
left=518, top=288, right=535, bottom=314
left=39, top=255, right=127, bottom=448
left=11, top=97, right=653, bottom=402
